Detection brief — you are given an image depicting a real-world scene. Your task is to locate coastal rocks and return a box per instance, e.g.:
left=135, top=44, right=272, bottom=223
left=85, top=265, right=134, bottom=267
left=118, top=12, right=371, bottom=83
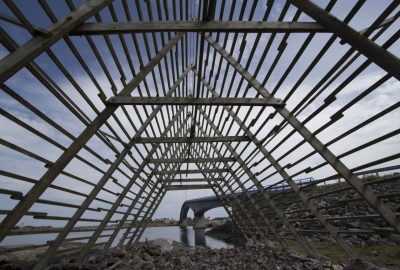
left=0, top=248, right=47, bottom=270
left=342, top=259, right=391, bottom=270
left=147, top=238, right=174, bottom=252
left=45, top=239, right=356, bottom=270
left=205, top=220, right=244, bottom=246
left=253, top=178, right=400, bottom=247
left=388, top=234, right=400, bottom=244
left=0, top=257, right=19, bottom=270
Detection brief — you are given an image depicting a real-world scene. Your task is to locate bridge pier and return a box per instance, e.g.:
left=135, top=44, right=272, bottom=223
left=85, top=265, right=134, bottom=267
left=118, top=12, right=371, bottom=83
left=195, top=228, right=206, bottom=246
left=193, top=213, right=207, bottom=230
left=179, top=218, right=189, bottom=228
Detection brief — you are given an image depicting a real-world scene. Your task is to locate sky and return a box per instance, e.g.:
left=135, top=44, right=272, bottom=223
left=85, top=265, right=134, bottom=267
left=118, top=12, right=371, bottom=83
left=0, top=0, right=399, bottom=238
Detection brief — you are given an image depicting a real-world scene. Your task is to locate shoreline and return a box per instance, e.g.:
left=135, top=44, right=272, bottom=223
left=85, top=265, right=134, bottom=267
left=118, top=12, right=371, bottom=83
left=2, top=230, right=400, bottom=269
left=0, top=238, right=345, bottom=269
left=3, top=222, right=400, bottom=269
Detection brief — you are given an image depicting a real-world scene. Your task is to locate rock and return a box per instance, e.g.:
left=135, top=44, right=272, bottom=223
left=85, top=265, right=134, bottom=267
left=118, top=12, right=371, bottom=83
left=0, top=264, right=20, bottom=270
left=60, top=263, right=89, bottom=270
left=118, top=264, right=134, bottom=270
left=130, top=254, right=142, bottom=265
left=147, top=245, right=161, bottom=256
left=87, top=255, right=96, bottom=264
left=287, top=251, right=308, bottom=262
left=332, top=264, right=343, bottom=270
left=317, top=201, right=327, bottom=208
left=366, top=235, right=380, bottom=246
left=388, top=234, right=400, bottom=244
left=343, top=259, right=369, bottom=270
left=111, top=247, right=126, bottom=258
left=148, top=238, right=173, bottom=252
left=15, top=236, right=376, bottom=270
left=142, top=253, right=153, bottom=262
left=346, top=221, right=361, bottom=228
left=369, top=250, right=379, bottom=257
left=172, top=241, right=187, bottom=251
left=172, top=256, right=186, bottom=265
left=261, top=239, right=278, bottom=249
left=0, top=258, right=11, bottom=266
left=246, top=238, right=256, bottom=247
left=318, top=235, right=335, bottom=244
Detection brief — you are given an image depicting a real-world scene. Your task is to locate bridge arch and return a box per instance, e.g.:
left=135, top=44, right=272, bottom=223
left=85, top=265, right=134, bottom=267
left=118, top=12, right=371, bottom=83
left=179, top=196, right=223, bottom=229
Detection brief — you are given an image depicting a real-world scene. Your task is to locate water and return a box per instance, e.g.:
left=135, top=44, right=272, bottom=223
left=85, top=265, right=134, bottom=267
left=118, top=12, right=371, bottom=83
left=1, top=226, right=233, bottom=249
left=140, top=226, right=233, bottom=249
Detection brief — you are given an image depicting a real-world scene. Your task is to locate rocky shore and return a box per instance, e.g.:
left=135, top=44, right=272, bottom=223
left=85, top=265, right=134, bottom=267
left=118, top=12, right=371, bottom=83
left=1, top=237, right=397, bottom=269
left=205, top=220, right=245, bottom=246
left=45, top=239, right=351, bottom=270
left=234, top=175, right=400, bottom=248
left=1, top=176, right=399, bottom=269
left=282, top=175, right=400, bottom=248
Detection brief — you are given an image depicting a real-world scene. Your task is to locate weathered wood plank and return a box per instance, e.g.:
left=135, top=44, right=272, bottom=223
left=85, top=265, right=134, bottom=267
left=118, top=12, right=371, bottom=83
left=70, top=21, right=327, bottom=35
left=107, top=96, right=284, bottom=106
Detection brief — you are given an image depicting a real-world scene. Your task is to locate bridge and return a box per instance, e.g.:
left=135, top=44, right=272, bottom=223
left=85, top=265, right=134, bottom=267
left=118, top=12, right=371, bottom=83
left=180, top=165, right=400, bottom=235
left=0, top=0, right=399, bottom=268
left=179, top=177, right=316, bottom=229
left=179, top=196, right=221, bottom=229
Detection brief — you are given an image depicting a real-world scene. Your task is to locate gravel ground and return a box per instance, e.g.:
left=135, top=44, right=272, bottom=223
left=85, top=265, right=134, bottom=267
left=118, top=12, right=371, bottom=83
left=42, top=239, right=384, bottom=270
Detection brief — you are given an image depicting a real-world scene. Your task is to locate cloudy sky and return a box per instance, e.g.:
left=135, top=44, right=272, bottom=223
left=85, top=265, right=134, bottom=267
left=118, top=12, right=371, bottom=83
left=0, top=0, right=399, bottom=240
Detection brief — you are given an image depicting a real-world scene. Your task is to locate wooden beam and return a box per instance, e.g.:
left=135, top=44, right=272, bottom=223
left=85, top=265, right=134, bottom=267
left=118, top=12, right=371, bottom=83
left=0, top=0, right=113, bottom=83
left=289, top=0, right=400, bottom=81
left=0, top=33, right=184, bottom=245
left=198, top=108, right=318, bottom=257
left=107, top=96, right=284, bottom=106
left=133, top=136, right=250, bottom=143
left=167, top=184, right=214, bottom=190
left=205, top=34, right=400, bottom=234
left=70, top=21, right=326, bottom=35
left=154, top=169, right=229, bottom=175
left=75, top=118, right=188, bottom=263
left=149, top=157, right=235, bottom=163
left=194, top=71, right=356, bottom=258
left=167, top=178, right=223, bottom=183
left=0, top=12, right=50, bottom=35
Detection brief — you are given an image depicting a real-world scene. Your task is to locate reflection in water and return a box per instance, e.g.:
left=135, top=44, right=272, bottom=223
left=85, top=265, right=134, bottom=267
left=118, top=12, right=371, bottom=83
left=181, top=228, right=206, bottom=246
left=180, top=228, right=189, bottom=246
left=194, top=229, right=206, bottom=246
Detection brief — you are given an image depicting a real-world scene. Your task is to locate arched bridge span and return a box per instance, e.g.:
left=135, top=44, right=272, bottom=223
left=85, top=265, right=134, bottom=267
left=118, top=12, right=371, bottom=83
left=179, top=196, right=222, bottom=229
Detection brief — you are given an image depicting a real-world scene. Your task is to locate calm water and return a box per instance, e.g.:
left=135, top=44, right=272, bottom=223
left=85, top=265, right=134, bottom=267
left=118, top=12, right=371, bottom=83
left=1, top=226, right=232, bottom=249
left=140, top=226, right=233, bottom=249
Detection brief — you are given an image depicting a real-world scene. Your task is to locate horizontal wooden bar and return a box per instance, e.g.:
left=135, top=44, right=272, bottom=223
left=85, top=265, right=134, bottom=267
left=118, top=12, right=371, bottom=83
left=0, top=0, right=112, bottom=84
left=149, top=157, right=236, bottom=163
left=155, top=169, right=229, bottom=175
left=107, top=97, right=284, bottom=106
left=166, top=178, right=223, bottom=183
left=33, top=214, right=117, bottom=223
left=47, top=233, right=113, bottom=244
left=0, top=210, right=47, bottom=217
left=276, top=228, right=395, bottom=235
left=167, top=184, right=215, bottom=190
left=70, top=21, right=327, bottom=35
left=8, top=224, right=130, bottom=236
left=133, top=136, right=250, bottom=143
left=289, top=213, right=400, bottom=223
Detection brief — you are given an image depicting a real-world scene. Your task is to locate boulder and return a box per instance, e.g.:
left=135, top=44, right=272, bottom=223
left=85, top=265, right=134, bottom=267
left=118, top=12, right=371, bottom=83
left=388, top=234, right=400, bottom=244
left=147, top=238, right=173, bottom=252
left=343, top=259, right=368, bottom=270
